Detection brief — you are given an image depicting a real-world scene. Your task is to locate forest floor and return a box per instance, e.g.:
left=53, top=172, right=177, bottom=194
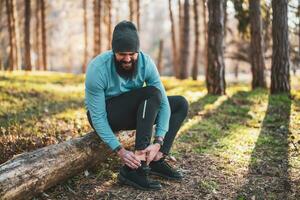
left=0, top=71, right=299, bottom=200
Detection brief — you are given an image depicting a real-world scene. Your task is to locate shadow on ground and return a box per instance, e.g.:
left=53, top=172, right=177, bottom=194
left=236, top=94, right=296, bottom=199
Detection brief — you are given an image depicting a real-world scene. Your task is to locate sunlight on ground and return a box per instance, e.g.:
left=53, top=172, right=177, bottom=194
left=1, top=72, right=299, bottom=198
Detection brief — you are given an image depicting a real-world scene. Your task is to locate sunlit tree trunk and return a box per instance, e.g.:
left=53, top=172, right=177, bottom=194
left=93, top=0, right=101, bottom=56
left=249, top=0, right=266, bottom=88
left=0, top=0, right=2, bottom=70
left=203, top=0, right=208, bottom=76
left=157, top=39, right=164, bottom=74
left=82, top=0, right=88, bottom=73
left=223, top=0, right=227, bottom=38
left=178, top=0, right=183, bottom=74
left=107, top=0, right=112, bottom=50
left=298, top=0, right=300, bottom=70
left=168, top=0, right=178, bottom=77
left=192, top=0, right=200, bottom=80
left=5, top=0, right=14, bottom=71
left=179, top=0, right=190, bottom=79
left=263, top=3, right=271, bottom=53
left=35, top=0, right=41, bottom=70
left=136, top=0, right=140, bottom=31
left=206, top=0, right=226, bottom=95
left=24, top=0, right=32, bottom=71
left=41, top=0, right=47, bottom=70
left=270, top=0, right=290, bottom=94
left=12, top=0, right=21, bottom=70
left=129, top=0, right=134, bottom=22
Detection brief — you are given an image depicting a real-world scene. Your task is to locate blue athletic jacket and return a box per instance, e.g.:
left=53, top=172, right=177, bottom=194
left=85, top=50, right=171, bottom=151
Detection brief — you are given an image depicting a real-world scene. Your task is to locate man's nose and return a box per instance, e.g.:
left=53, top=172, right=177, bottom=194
left=123, top=55, right=131, bottom=62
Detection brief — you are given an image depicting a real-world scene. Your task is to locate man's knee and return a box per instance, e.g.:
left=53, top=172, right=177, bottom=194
left=143, top=86, right=162, bottom=105
left=177, top=96, right=189, bottom=117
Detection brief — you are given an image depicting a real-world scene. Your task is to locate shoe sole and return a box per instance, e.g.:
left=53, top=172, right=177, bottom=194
left=117, top=173, right=162, bottom=191
left=149, top=171, right=183, bottom=181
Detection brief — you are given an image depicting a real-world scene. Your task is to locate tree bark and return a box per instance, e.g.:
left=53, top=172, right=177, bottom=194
left=178, top=0, right=183, bottom=77
left=270, top=0, right=290, bottom=94
left=206, top=0, right=226, bottom=95
left=93, top=0, right=101, bottom=57
left=0, top=131, right=135, bottom=200
left=263, top=3, right=271, bottom=53
left=157, top=39, right=164, bottom=74
left=82, top=0, right=88, bottom=73
left=35, top=0, right=41, bottom=70
left=249, top=0, right=266, bottom=89
left=12, top=0, right=21, bottom=70
left=41, top=0, right=47, bottom=70
left=223, top=0, right=227, bottom=38
left=298, top=0, right=300, bottom=70
left=168, top=0, right=178, bottom=77
left=203, top=0, right=208, bottom=77
left=24, top=0, right=32, bottom=71
left=107, top=0, right=112, bottom=50
left=5, top=0, right=14, bottom=71
left=179, top=0, right=190, bottom=79
left=129, top=0, right=134, bottom=22
left=192, top=0, right=200, bottom=80
left=136, top=0, right=140, bottom=31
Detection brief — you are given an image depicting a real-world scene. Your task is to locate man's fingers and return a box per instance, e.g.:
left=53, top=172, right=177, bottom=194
left=124, top=155, right=140, bottom=168
left=124, top=158, right=139, bottom=169
left=128, top=152, right=141, bottom=165
left=125, top=162, right=137, bottom=169
left=128, top=154, right=141, bottom=166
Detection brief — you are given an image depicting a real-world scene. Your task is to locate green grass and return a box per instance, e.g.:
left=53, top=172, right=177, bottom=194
left=0, top=71, right=299, bottom=198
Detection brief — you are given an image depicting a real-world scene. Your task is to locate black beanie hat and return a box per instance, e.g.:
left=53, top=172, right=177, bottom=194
left=111, top=21, right=140, bottom=53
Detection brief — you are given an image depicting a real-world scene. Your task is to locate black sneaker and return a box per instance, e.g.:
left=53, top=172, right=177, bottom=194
left=149, top=158, right=183, bottom=180
left=117, top=162, right=162, bottom=191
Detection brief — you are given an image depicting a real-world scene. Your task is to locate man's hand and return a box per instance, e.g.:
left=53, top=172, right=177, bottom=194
left=117, top=148, right=141, bottom=169
left=141, top=143, right=161, bottom=165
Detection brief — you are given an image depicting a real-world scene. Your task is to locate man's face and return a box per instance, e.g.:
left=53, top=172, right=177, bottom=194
left=114, top=52, right=139, bottom=78
left=115, top=52, right=138, bottom=70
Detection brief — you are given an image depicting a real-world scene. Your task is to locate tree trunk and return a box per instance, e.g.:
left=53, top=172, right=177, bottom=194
left=298, top=0, right=300, bottom=70
left=203, top=0, right=208, bottom=77
left=178, top=0, right=183, bottom=78
left=129, top=0, right=134, bottom=22
left=107, top=0, right=112, bottom=50
left=168, top=0, right=178, bottom=77
left=223, top=0, right=227, bottom=39
left=249, top=0, right=266, bottom=89
left=0, top=1, right=2, bottom=70
left=0, top=131, right=135, bottom=200
left=263, top=3, right=271, bottom=53
left=157, top=39, right=164, bottom=74
left=206, top=0, right=226, bottom=95
left=35, top=0, right=41, bottom=70
left=136, top=0, right=140, bottom=31
left=82, top=0, right=88, bottom=73
left=5, top=0, right=14, bottom=71
left=192, top=0, right=200, bottom=80
left=179, top=0, right=190, bottom=79
left=93, top=0, right=101, bottom=57
left=270, top=0, right=290, bottom=94
left=12, top=0, right=21, bottom=70
left=24, top=0, right=32, bottom=71
left=41, top=0, right=47, bottom=70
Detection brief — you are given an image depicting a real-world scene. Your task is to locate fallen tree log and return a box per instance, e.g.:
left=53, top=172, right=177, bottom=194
left=0, top=131, right=135, bottom=200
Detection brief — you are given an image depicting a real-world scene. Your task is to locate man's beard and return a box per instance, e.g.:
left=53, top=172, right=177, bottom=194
left=114, top=56, right=138, bottom=79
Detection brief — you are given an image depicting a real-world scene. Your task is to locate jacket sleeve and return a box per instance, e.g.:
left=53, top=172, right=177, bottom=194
left=145, top=58, right=171, bottom=138
left=85, top=64, right=121, bottom=150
